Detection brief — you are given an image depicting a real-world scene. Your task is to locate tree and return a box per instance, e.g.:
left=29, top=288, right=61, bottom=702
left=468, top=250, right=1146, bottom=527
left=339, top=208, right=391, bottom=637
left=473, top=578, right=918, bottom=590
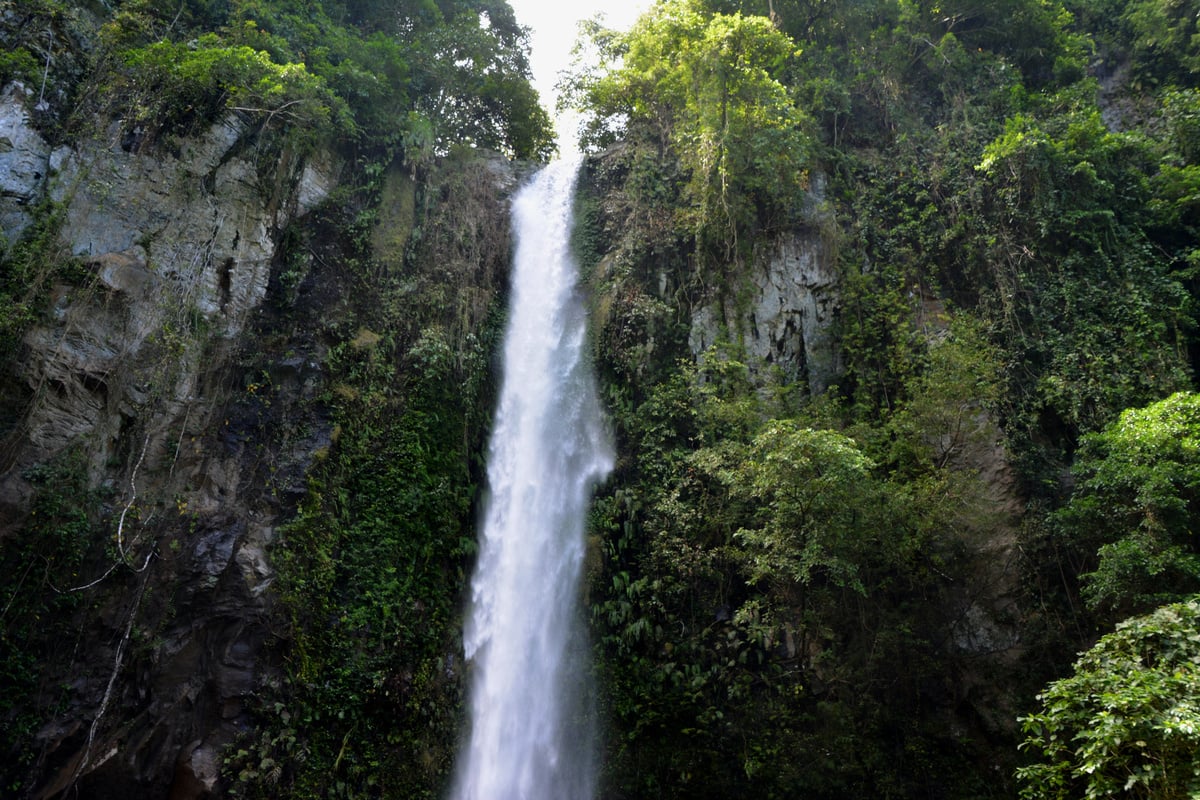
left=734, top=421, right=884, bottom=593
left=1056, top=391, right=1200, bottom=619
left=569, top=0, right=811, bottom=260
left=1122, top=0, right=1200, bottom=85
left=104, top=0, right=555, bottom=156
left=971, top=111, right=1190, bottom=449
left=1017, top=599, right=1200, bottom=800
left=411, top=12, right=554, bottom=159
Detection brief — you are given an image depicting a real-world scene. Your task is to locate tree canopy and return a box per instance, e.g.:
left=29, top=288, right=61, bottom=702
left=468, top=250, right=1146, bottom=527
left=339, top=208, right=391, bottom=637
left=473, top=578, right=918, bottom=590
left=563, top=0, right=1200, bottom=796
left=88, top=0, right=554, bottom=158
left=569, top=0, right=811, bottom=263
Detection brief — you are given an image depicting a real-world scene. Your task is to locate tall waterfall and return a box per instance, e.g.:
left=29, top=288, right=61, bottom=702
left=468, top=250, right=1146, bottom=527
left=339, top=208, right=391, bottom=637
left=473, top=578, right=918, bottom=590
left=451, top=158, right=613, bottom=800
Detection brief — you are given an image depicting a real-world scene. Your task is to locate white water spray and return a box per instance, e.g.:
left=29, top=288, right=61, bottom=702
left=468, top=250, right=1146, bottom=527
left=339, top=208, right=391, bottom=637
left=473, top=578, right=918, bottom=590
left=452, top=158, right=613, bottom=800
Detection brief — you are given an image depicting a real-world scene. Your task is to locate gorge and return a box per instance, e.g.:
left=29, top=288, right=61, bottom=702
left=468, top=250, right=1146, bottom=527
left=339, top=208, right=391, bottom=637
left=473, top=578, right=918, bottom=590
left=2, top=0, right=1200, bottom=798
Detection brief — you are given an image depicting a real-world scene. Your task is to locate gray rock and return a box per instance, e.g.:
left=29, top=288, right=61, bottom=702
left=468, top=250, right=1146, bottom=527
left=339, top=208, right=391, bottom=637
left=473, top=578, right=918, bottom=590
left=296, top=149, right=337, bottom=214
left=689, top=227, right=841, bottom=396
left=0, top=82, right=51, bottom=241
left=0, top=98, right=357, bottom=798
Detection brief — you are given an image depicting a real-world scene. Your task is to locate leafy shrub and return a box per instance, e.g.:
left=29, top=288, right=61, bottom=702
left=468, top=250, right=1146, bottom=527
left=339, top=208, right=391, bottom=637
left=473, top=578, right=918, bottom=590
left=569, top=0, right=811, bottom=264
left=112, top=35, right=338, bottom=148
left=1055, top=392, right=1200, bottom=618
left=0, top=47, right=40, bottom=88
left=0, top=201, right=71, bottom=358
left=1018, top=599, right=1200, bottom=800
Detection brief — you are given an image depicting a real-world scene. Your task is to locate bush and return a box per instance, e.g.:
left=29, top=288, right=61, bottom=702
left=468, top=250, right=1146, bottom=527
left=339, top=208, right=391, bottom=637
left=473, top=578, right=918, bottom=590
left=113, top=35, right=338, bottom=148
left=1055, top=392, right=1200, bottom=619
left=1017, top=599, right=1200, bottom=800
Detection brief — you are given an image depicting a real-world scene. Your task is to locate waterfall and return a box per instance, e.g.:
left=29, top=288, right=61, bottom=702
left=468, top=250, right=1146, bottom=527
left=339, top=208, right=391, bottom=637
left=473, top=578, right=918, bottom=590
left=451, top=158, right=613, bottom=800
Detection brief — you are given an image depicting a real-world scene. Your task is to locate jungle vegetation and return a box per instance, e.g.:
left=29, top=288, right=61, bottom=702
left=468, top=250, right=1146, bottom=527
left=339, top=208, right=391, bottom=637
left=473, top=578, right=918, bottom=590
left=1, top=0, right=1200, bottom=798
left=564, top=0, right=1200, bottom=797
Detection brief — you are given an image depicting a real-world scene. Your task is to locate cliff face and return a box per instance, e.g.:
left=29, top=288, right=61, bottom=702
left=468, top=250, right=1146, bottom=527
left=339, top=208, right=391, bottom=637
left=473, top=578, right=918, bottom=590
left=573, top=134, right=1033, bottom=798
left=687, top=180, right=841, bottom=397
left=0, top=34, right=1034, bottom=800
left=0, top=68, right=521, bottom=795
left=0, top=77, right=337, bottom=797
left=0, top=85, right=334, bottom=474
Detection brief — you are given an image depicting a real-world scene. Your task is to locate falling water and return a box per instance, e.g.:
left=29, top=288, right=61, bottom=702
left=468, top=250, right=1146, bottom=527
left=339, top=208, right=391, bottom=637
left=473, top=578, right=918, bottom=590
left=451, top=158, right=613, bottom=800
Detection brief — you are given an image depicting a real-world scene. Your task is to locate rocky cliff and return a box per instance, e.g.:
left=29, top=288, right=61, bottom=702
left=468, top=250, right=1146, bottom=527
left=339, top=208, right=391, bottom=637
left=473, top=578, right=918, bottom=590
left=0, top=79, right=1036, bottom=799
left=571, top=130, right=1033, bottom=798
left=0, top=73, right=338, bottom=794
left=0, top=67, right=522, bottom=795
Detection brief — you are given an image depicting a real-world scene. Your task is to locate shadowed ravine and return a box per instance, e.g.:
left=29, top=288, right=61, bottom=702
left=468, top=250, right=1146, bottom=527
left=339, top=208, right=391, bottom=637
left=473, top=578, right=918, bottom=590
left=451, top=158, right=614, bottom=800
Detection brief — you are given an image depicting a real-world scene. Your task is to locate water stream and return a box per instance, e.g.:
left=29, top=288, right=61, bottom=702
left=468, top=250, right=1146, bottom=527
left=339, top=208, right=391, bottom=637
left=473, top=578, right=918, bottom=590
left=451, top=158, right=613, bottom=800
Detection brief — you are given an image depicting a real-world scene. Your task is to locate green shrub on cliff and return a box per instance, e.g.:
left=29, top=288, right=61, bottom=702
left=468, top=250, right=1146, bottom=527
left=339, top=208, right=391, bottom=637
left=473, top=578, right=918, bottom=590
left=1018, top=599, right=1200, bottom=800
left=91, top=0, right=552, bottom=157
left=111, top=35, right=338, bottom=147
left=569, top=0, right=811, bottom=266
left=1055, top=392, right=1200, bottom=620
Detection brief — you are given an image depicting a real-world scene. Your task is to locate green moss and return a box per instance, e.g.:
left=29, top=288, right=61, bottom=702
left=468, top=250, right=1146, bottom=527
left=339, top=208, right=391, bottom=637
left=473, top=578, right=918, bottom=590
left=0, top=199, right=74, bottom=358
left=370, top=165, right=416, bottom=274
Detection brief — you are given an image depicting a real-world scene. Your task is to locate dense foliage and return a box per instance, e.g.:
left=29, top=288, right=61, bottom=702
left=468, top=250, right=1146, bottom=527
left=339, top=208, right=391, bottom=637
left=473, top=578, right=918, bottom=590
left=566, top=0, right=1200, bottom=797
left=579, top=276, right=1011, bottom=796
left=0, top=0, right=553, bottom=158
left=1017, top=599, right=1200, bottom=800
left=570, top=0, right=811, bottom=267
left=4, top=0, right=1200, bottom=796
left=1056, top=392, right=1200, bottom=621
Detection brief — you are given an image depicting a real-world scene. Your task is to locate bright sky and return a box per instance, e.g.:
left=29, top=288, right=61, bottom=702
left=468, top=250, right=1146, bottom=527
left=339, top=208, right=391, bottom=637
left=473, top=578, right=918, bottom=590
left=506, top=0, right=653, bottom=151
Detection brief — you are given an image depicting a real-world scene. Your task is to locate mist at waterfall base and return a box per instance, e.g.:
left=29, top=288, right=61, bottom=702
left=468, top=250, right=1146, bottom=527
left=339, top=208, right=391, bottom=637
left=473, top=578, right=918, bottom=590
left=450, top=159, right=614, bottom=800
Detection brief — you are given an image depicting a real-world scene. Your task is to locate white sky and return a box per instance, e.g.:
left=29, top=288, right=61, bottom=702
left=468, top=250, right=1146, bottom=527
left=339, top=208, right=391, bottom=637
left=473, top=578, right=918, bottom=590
left=506, top=0, right=653, bottom=151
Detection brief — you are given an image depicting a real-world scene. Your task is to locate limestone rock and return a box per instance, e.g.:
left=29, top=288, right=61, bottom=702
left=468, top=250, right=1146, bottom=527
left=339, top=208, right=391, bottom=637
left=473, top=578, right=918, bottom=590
left=690, top=227, right=842, bottom=395
left=296, top=149, right=337, bottom=215
left=0, top=82, right=51, bottom=241
left=1, top=101, right=348, bottom=798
